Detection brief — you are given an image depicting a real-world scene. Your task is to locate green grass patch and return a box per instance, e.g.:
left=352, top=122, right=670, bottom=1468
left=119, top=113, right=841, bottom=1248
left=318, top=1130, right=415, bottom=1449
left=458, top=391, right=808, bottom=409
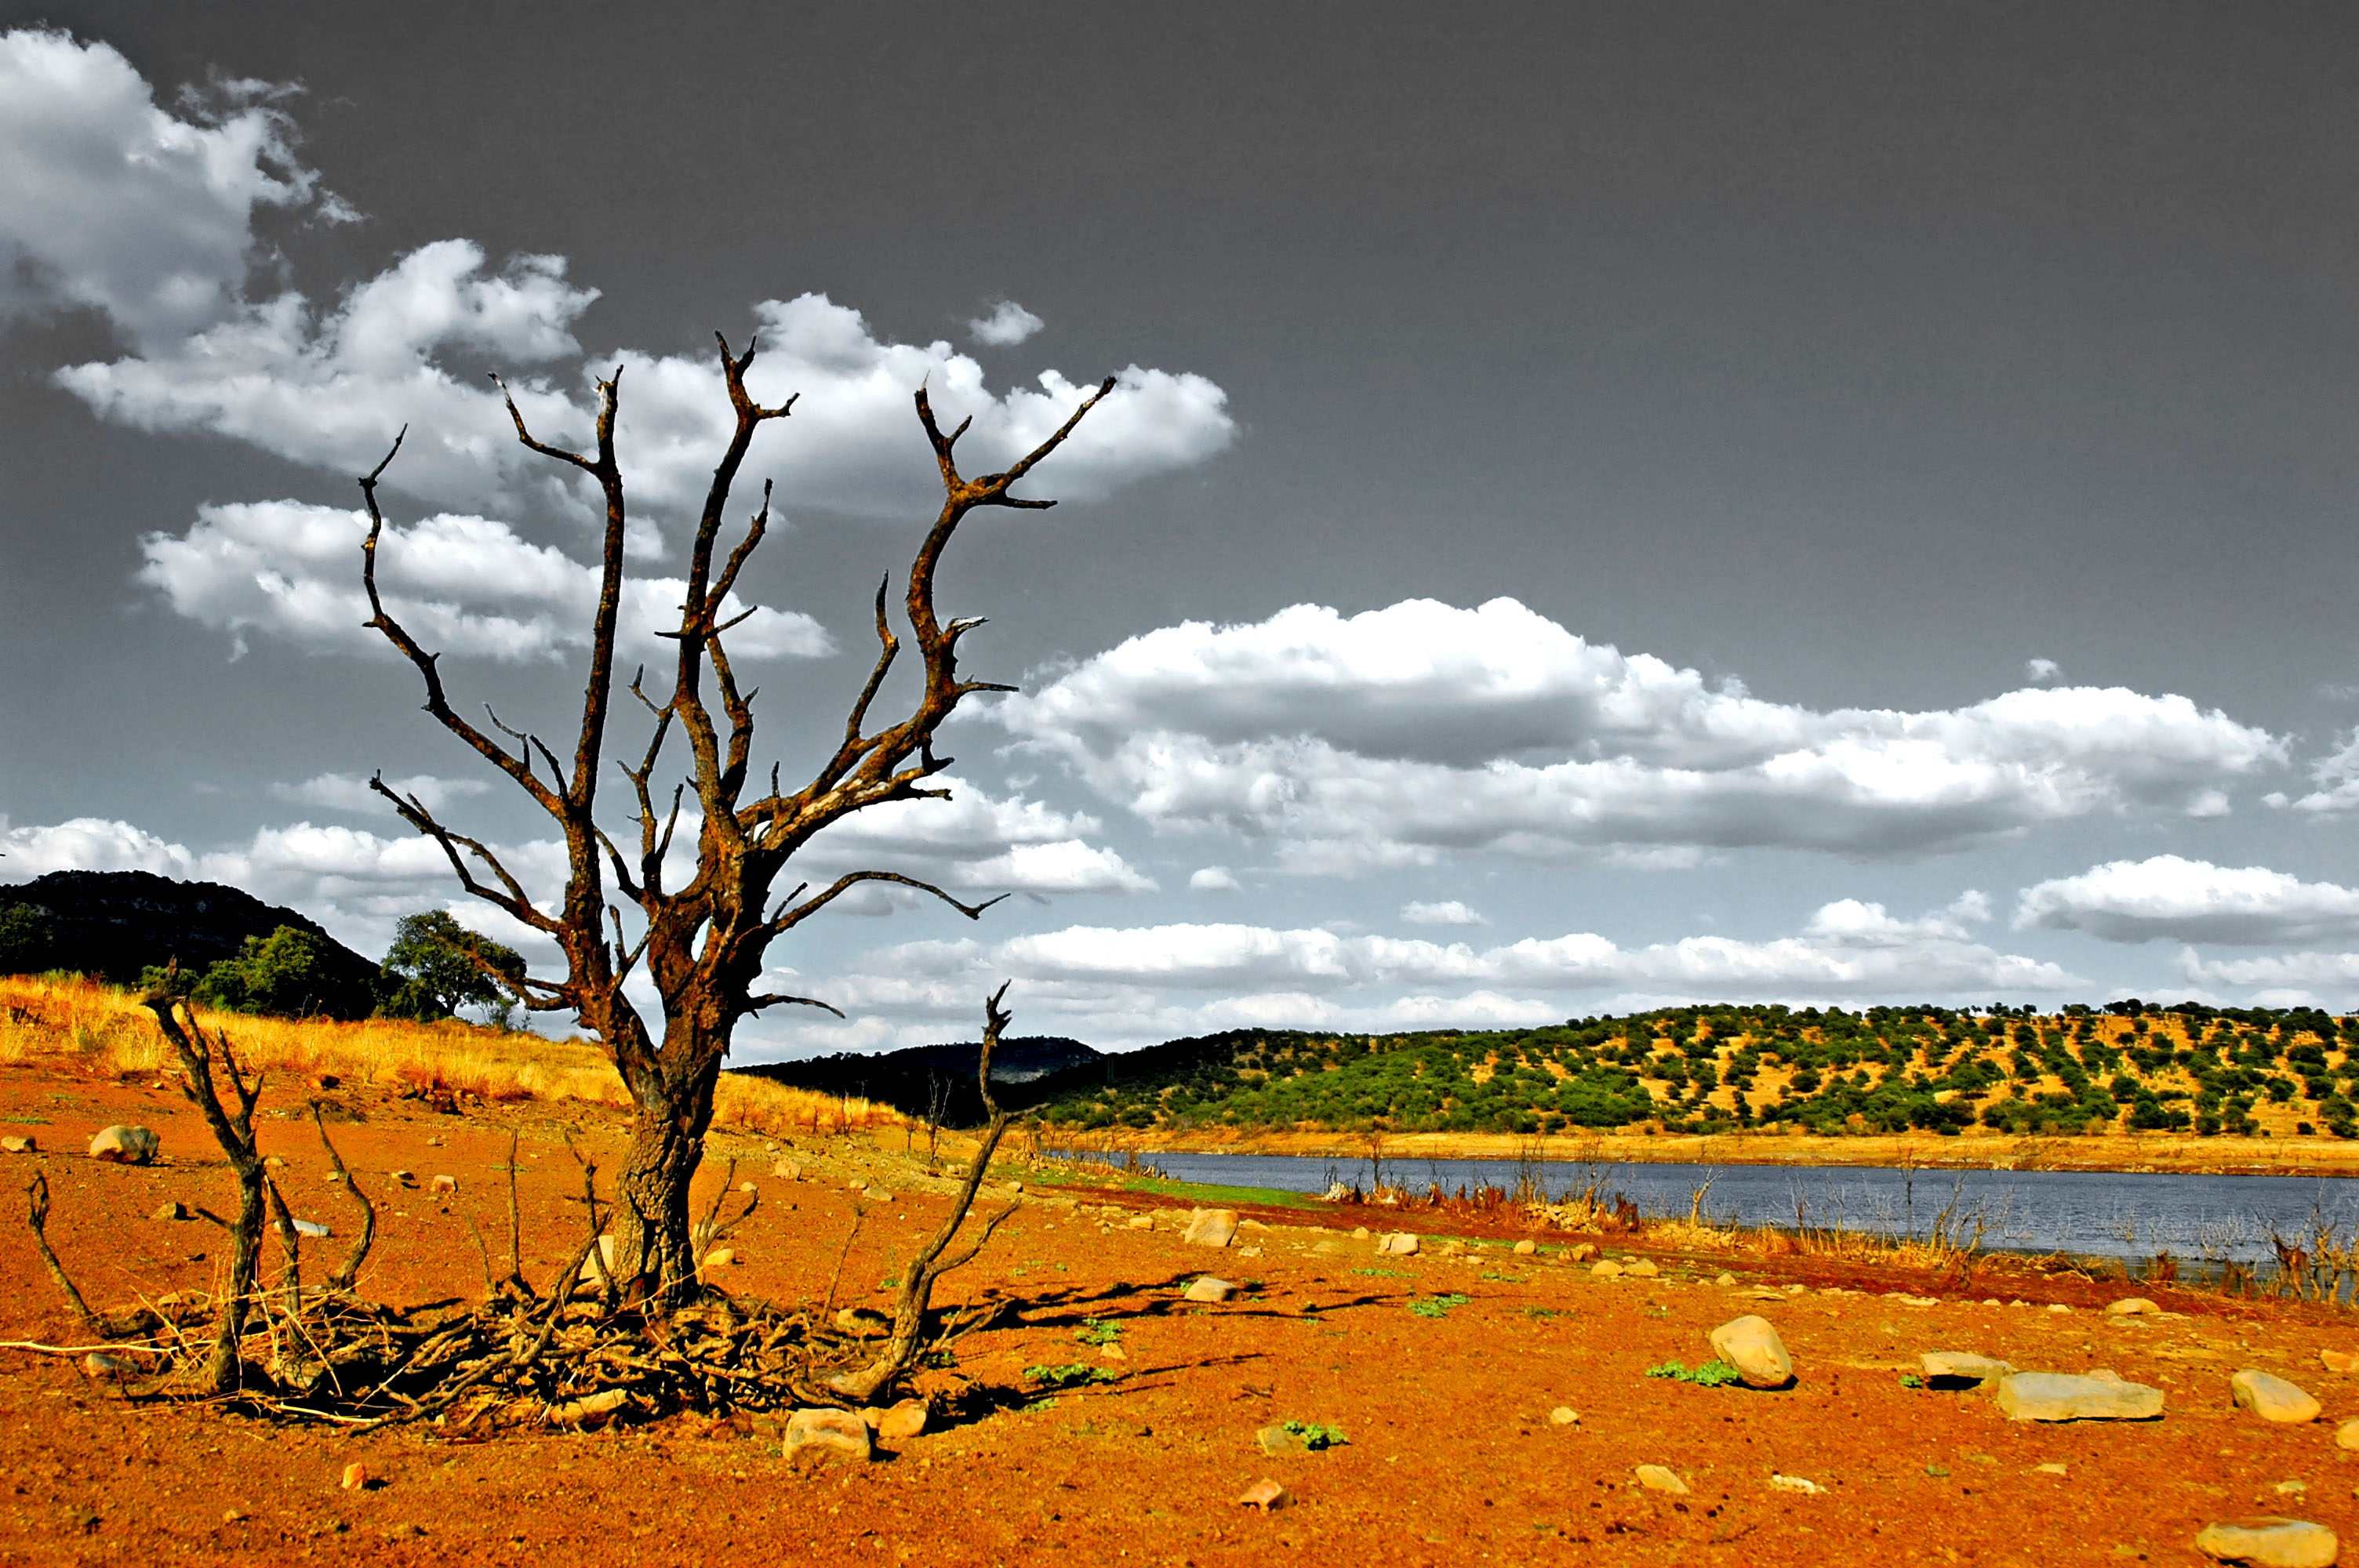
left=1282, top=1420, right=1349, bottom=1450
left=1645, top=1359, right=1745, bottom=1388
left=1024, top=1362, right=1121, bottom=1390
left=1408, top=1293, right=1471, bottom=1319
left=1355, top=1265, right=1412, bottom=1278
left=1074, top=1319, right=1121, bottom=1346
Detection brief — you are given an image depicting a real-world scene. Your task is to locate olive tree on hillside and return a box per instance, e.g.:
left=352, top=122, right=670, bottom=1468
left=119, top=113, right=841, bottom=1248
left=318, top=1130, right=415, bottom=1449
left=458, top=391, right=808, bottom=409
left=359, top=338, right=1114, bottom=1311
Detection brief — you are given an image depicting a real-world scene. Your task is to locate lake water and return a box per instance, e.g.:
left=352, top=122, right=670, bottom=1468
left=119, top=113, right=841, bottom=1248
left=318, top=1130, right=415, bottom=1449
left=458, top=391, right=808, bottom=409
left=1060, top=1149, right=2359, bottom=1267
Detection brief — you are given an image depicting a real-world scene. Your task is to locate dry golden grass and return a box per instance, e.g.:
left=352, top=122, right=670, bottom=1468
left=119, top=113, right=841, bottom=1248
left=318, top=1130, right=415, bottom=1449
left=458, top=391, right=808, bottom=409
left=0, top=973, right=906, bottom=1138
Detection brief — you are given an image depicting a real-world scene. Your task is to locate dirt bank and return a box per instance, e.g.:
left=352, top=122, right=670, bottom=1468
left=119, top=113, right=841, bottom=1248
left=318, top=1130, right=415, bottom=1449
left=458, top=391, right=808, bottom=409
left=2, top=1058, right=2354, bottom=1566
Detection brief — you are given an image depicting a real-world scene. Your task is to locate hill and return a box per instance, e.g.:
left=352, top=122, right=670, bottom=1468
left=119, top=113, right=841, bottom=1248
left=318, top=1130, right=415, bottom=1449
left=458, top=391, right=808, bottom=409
left=739, top=1036, right=1103, bottom=1125
left=0, top=870, right=379, bottom=1008
left=1018, top=1001, right=2359, bottom=1143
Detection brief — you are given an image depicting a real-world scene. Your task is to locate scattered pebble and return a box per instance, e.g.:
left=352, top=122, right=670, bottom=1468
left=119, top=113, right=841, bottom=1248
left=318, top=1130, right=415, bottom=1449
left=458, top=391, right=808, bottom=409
left=701, top=1248, right=736, bottom=1269
left=1634, top=1464, right=1689, bottom=1495
left=1920, top=1351, right=2015, bottom=1388
left=1513, top=1240, right=1538, bottom=1256
left=2335, top=1420, right=2359, bottom=1451
left=341, top=1461, right=369, bottom=1491
left=2035, top=1462, right=2068, bottom=1476
left=1, top=1134, right=35, bottom=1154
left=88, top=1125, right=158, bottom=1164
left=151, top=1200, right=186, bottom=1221
left=1590, top=1260, right=1624, bottom=1280
left=83, top=1352, right=129, bottom=1379
left=1768, top=1474, right=1821, bottom=1494
left=2232, top=1369, right=2322, bottom=1425
left=1547, top=1406, right=1579, bottom=1426
left=1237, top=1477, right=1292, bottom=1510
left=430, top=1175, right=457, bottom=1194
left=2106, top=1297, right=2161, bottom=1318
left=2320, top=1349, right=2357, bottom=1374
left=784, top=1407, right=873, bottom=1465
left=1377, top=1232, right=1419, bottom=1257
left=1709, top=1315, right=1796, bottom=1389
left=1627, top=1258, right=1659, bottom=1279
left=1994, top=1372, right=2165, bottom=1422
left=1184, top=1276, right=1237, bottom=1304
left=2192, top=1516, right=2338, bottom=1567
left=1715, top=1272, right=1736, bottom=1287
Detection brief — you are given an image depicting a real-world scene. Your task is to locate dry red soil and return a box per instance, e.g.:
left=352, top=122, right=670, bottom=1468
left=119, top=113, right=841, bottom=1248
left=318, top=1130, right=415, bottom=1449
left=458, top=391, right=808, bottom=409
left=1, top=1059, right=2354, bottom=1566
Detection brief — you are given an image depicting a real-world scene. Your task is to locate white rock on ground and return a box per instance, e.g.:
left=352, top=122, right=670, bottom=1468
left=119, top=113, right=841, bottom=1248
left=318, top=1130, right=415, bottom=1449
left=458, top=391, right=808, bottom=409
left=88, top=1125, right=158, bottom=1164
left=2106, top=1297, right=2161, bottom=1317
left=1548, top=1407, right=1579, bottom=1425
left=2335, top=1419, right=2359, bottom=1451
left=1514, top=1240, right=1538, bottom=1256
left=1379, top=1232, right=1420, bottom=1256
left=1707, top=1316, right=1796, bottom=1389
left=2191, top=1516, right=2339, bottom=1567
left=2231, top=1369, right=2323, bottom=1425
left=1634, top=1465, right=1689, bottom=1495
left=1627, top=1259, right=1659, bottom=1278
left=875, top=1399, right=927, bottom=1440
left=1, top=1135, right=35, bottom=1153
left=1590, top=1260, right=1624, bottom=1280
left=784, top=1407, right=873, bottom=1465
left=1184, top=1276, right=1237, bottom=1303
left=1994, top=1372, right=2165, bottom=1421
left=1183, top=1209, right=1239, bottom=1248
left=1921, top=1352, right=2016, bottom=1387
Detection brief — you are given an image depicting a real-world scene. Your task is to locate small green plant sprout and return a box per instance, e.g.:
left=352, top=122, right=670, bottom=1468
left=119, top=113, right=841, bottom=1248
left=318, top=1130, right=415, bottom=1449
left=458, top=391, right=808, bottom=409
left=1074, top=1318, right=1122, bottom=1346
left=1281, top=1420, right=1349, bottom=1450
left=1898, top=1372, right=1924, bottom=1389
left=1355, top=1265, right=1412, bottom=1278
left=1024, top=1362, right=1120, bottom=1390
left=1644, top=1359, right=1745, bottom=1388
left=1408, top=1293, right=1472, bottom=1319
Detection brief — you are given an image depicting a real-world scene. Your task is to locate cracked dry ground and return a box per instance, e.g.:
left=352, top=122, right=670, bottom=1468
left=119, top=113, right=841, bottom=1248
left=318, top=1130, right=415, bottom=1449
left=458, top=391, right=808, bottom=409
left=0, top=1061, right=2355, bottom=1566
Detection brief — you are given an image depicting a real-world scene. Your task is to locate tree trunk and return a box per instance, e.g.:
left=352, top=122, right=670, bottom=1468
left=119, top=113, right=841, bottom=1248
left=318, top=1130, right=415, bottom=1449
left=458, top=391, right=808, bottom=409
left=612, top=1112, right=702, bottom=1305
left=209, top=1155, right=265, bottom=1392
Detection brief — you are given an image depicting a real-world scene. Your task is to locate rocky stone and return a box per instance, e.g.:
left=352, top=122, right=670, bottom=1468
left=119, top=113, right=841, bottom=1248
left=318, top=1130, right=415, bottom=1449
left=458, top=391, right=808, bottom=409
left=771, top=1160, right=801, bottom=1180
left=1590, top=1260, right=1624, bottom=1279
left=1634, top=1465, right=1689, bottom=1495
left=1183, top=1208, right=1239, bottom=1248
left=1567, top=1243, right=1598, bottom=1263
left=1768, top=1474, right=1822, bottom=1495
left=341, top=1462, right=370, bottom=1491
left=2232, top=1369, right=2322, bottom=1425
left=1100, top=1343, right=1127, bottom=1363
left=1994, top=1372, right=2165, bottom=1421
left=88, top=1125, right=158, bottom=1164
left=543, top=1389, right=627, bottom=1428
left=2336, top=1419, right=2359, bottom=1451
left=2192, top=1516, right=2339, bottom=1567
left=2106, top=1297, right=2161, bottom=1317
left=83, top=1352, right=129, bottom=1379
left=1921, top=1352, right=2016, bottom=1388
left=2320, top=1349, right=2358, bottom=1374
left=1547, top=1406, right=1579, bottom=1426
left=1513, top=1240, right=1538, bottom=1256
left=784, top=1407, right=872, bottom=1465
left=151, top=1201, right=186, bottom=1221
left=2035, top=1462, right=2068, bottom=1476
left=876, top=1399, right=928, bottom=1440
left=1128, top=1215, right=1154, bottom=1229
left=863, top=1187, right=894, bottom=1203
left=1256, top=1425, right=1307, bottom=1456
left=701, top=1248, right=736, bottom=1269
left=1, top=1134, right=35, bottom=1154
left=1379, top=1232, right=1419, bottom=1256
left=1350, top=1225, right=1370, bottom=1240
left=1716, top=1272, right=1736, bottom=1287
left=430, top=1175, right=457, bottom=1194
left=1236, top=1477, right=1291, bottom=1510
left=1708, top=1316, right=1796, bottom=1390
left=1184, top=1276, right=1237, bottom=1304
left=1627, top=1258, right=1659, bottom=1279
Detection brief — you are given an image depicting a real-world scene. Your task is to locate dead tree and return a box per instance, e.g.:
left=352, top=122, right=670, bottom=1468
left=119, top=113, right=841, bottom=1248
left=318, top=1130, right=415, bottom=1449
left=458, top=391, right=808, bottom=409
left=358, top=338, right=1115, bottom=1308
left=144, top=998, right=268, bottom=1392
left=827, top=985, right=1022, bottom=1400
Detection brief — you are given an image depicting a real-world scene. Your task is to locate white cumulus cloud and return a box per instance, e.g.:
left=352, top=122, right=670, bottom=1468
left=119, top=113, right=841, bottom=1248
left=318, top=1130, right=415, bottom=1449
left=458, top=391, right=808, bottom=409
left=967, top=299, right=1044, bottom=347
left=2016, top=855, right=2359, bottom=946
left=138, top=498, right=832, bottom=662
left=995, top=597, right=2284, bottom=869
left=270, top=772, right=493, bottom=815
left=1402, top=899, right=1487, bottom=927
left=0, top=30, right=344, bottom=345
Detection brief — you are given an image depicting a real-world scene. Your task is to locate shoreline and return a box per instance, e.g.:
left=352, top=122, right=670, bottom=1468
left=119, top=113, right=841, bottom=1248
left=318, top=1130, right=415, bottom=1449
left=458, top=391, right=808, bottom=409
left=1045, top=1124, right=2359, bottom=1178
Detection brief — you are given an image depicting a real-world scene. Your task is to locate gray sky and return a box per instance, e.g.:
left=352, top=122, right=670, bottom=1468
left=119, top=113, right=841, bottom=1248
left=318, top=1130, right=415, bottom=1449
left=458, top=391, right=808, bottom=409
left=4, top=3, right=2358, bottom=1054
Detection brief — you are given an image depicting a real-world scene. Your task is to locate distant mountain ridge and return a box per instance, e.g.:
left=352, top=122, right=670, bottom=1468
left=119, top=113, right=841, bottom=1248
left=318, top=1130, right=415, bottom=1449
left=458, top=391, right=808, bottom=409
left=736, top=1035, right=1104, bottom=1124
left=0, top=869, right=378, bottom=996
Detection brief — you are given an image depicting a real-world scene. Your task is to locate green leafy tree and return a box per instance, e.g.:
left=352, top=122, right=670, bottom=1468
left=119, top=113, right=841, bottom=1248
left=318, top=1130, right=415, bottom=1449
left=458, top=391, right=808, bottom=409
left=173, top=926, right=376, bottom=1020
left=378, top=911, right=527, bottom=1025
left=0, top=903, right=53, bottom=974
